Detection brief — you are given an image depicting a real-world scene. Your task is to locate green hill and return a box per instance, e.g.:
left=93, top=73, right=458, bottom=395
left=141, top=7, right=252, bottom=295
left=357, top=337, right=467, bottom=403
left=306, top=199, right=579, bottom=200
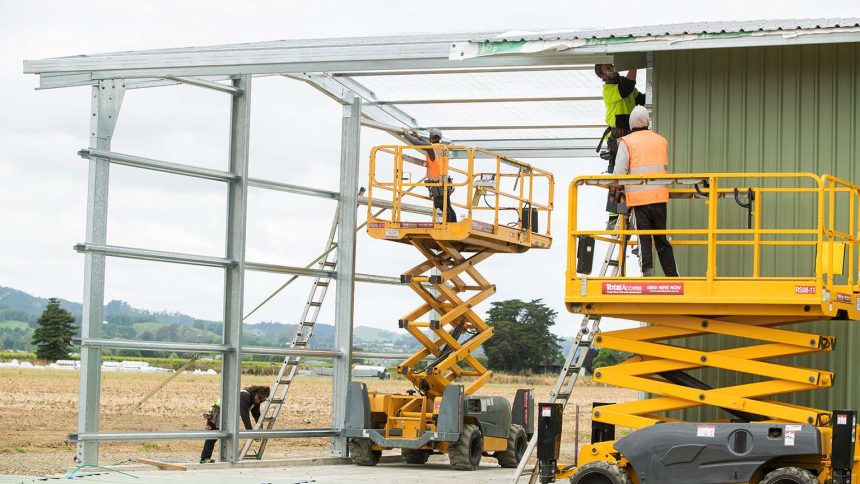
left=0, top=285, right=419, bottom=356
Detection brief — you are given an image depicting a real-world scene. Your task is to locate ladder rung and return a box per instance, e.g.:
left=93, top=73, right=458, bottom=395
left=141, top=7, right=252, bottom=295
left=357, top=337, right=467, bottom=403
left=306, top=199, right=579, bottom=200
left=293, top=341, right=307, bottom=347
left=301, top=321, right=315, bottom=326
left=323, top=261, right=336, bottom=267
left=308, top=301, right=322, bottom=307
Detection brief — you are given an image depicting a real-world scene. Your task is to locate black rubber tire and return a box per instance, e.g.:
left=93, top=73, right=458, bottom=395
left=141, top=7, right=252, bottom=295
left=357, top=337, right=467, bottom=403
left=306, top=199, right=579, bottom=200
left=569, top=461, right=631, bottom=484
left=495, top=424, right=528, bottom=468
left=449, top=424, right=483, bottom=471
left=760, top=467, right=818, bottom=484
left=401, top=448, right=431, bottom=464
left=349, top=438, right=381, bottom=466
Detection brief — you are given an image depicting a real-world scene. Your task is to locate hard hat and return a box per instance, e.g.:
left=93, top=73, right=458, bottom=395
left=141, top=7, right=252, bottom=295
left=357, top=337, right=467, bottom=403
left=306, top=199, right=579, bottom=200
left=629, top=105, right=650, bottom=129
left=428, top=128, right=442, bottom=138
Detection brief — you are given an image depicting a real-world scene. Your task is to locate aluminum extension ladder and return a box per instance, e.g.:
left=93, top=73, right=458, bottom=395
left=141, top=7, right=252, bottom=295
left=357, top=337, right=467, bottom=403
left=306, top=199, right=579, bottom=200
left=512, top=218, right=638, bottom=483
left=239, top=206, right=342, bottom=460
left=239, top=185, right=414, bottom=460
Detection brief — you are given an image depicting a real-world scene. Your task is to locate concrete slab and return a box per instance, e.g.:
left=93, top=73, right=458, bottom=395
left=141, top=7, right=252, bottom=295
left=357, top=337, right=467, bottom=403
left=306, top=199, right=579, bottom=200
left=0, top=461, right=515, bottom=484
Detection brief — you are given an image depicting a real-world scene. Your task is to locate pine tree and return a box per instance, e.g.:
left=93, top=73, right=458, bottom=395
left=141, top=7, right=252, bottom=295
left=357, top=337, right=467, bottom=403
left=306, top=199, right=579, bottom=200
left=483, top=299, right=562, bottom=373
left=31, top=298, right=78, bottom=361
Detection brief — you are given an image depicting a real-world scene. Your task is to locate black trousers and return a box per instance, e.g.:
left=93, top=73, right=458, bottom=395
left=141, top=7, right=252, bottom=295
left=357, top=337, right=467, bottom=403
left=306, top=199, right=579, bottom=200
left=632, top=203, right=679, bottom=276
left=430, top=187, right=457, bottom=223
left=201, top=424, right=217, bottom=461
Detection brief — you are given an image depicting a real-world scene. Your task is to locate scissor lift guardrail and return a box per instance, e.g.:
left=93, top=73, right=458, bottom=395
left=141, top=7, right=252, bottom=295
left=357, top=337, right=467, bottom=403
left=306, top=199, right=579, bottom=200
left=367, top=144, right=553, bottom=253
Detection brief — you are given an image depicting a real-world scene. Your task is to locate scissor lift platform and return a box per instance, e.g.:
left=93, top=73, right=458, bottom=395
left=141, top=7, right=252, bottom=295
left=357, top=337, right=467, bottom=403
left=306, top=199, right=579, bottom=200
left=570, top=277, right=860, bottom=320
left=543, top=172, right=860, bottom=483
left=348, top=145, right=552, bottom=470
left=367, top=218, right=552, bottom=254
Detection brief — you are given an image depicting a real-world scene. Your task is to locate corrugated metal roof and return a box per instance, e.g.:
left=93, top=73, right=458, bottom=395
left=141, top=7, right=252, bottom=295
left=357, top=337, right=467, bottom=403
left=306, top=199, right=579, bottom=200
left=477, top=18, right=860, bottom=42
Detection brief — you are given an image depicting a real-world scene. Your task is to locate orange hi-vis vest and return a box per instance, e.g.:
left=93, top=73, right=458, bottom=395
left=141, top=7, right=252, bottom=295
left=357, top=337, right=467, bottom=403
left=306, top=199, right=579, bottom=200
left=621, top=130, right=670, bottom=207
left=425, top=146, right=449, bottom=180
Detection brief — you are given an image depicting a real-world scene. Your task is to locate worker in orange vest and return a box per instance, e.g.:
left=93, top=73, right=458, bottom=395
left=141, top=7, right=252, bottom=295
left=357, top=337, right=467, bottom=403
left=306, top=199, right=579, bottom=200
left=614, top=106, right=679, bottom=277
left=402, top=127, right=457, bottom=223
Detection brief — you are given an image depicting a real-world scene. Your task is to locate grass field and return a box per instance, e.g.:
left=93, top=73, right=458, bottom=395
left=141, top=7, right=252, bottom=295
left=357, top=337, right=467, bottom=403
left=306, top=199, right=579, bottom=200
left=0, top=321, right=28, bottom=330
left=0, top=368, right=636, bottom=476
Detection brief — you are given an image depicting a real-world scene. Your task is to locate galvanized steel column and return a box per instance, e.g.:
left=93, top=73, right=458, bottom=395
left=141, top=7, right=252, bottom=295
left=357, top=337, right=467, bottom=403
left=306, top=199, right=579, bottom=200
left=77, top=79, right=124, bottom=465
left=220, top=75, right=251, bottom=462
left=331, top=94, right=361, bottom=457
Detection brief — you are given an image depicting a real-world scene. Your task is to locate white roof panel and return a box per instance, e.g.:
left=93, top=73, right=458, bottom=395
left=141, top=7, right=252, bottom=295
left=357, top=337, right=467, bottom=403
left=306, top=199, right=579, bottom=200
left=475, top=18, right=860, bottom=42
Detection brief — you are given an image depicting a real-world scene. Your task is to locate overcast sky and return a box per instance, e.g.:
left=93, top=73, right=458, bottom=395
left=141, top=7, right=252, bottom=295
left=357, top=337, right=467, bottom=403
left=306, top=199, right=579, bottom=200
left=2, top=1, right=858, bottom=339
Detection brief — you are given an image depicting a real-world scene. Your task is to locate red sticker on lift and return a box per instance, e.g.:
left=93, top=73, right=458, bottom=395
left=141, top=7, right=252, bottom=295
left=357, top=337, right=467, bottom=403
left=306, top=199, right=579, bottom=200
left=696, top=425, right=716, bottom=437
left=368, top=222, right=385, bottom=228
left=602, top=282, right=684, bottom=295
left=794, top=285, right=817, bottom=295
left=836, top=292, right=851, bottom=303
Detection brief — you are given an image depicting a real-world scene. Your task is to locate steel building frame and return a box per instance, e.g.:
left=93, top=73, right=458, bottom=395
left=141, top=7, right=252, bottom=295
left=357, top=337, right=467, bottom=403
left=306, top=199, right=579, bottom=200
left=25, top=34, right=609, bottom=467
left=25, top=21, right=859, bottom=467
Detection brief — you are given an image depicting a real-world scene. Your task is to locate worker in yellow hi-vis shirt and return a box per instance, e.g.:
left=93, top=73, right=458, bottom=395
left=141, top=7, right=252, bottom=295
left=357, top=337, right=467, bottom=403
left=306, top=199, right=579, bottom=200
left=595, top=64, right=645, bottom=229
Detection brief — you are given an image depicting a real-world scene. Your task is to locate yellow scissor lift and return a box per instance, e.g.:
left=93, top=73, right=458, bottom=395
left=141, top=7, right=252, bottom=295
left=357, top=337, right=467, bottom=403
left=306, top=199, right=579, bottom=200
left=534, top=173, right=860, bottom=484
left=342, top=144, right=552, bottom=470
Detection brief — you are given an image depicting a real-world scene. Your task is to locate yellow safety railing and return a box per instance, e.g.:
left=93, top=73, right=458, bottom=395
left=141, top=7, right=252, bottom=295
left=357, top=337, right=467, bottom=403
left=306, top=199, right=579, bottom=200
left=568, top=173, right=860, bottom=294
left=368, top=144, right=554, bottom=242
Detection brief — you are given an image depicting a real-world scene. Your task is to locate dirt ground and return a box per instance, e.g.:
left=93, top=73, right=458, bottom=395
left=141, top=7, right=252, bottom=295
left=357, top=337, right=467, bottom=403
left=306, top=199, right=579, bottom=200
left=0, top=368, right=636, bottom=476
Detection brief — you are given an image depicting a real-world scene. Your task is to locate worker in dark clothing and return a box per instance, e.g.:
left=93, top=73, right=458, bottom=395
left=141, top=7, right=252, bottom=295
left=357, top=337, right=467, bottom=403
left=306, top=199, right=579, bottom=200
left=239, top=385, right=270, bottom=431
left=199, top=385, right=271, bottom=463
left=614, top=106, right=679, bottom=277
left=402, top=127, right=457, bottom=223
left=200, top=400, right=221, bottom=463
left=595, top=64, right=646, bottom=229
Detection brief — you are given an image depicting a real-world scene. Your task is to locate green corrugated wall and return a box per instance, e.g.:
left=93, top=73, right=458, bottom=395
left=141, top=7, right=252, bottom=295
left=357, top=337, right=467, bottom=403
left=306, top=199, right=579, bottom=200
left=652, top=43, right=860, bottom=419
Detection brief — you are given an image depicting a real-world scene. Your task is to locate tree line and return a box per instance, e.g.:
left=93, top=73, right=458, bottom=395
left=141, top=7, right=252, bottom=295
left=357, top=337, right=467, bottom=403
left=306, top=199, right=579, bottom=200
left=22, top=297, right=630, bottom=374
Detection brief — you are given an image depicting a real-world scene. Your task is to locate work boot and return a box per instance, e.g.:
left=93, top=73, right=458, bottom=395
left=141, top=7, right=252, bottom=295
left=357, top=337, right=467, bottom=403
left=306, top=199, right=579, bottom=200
left=200, top=459, right=214, bottom=464
left=642, top=268, right=654, bottom=277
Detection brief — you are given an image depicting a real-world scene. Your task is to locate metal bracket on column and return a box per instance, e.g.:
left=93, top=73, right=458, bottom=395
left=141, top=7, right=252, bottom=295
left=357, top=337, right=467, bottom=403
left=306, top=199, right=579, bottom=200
left=92, top=80, right=125, bottom=143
